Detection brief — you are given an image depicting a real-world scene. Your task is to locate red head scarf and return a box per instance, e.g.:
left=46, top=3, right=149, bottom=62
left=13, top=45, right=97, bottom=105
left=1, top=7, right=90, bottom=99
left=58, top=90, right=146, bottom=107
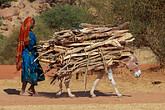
left=16, top=17, right=33, bottom=71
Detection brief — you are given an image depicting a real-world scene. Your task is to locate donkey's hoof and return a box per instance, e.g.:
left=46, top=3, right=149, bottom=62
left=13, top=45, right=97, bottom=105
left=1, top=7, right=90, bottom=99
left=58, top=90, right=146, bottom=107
left=56, top=93, right=61, bottom=96
left=91, top=94, right=96, bottom=98
left=117, top=94, right=122, bottom=98
left=69, top=94, right=75, bottom=98
left=56, top=91, right=62, bottom=96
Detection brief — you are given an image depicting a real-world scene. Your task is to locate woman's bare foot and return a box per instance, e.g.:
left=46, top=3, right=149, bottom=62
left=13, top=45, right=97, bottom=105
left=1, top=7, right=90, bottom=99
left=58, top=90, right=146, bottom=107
left=28, top=85, right=38, bottom=95
left=27, top=89, right=38, bottom=95
left=20, top=91, right=31, bottom=96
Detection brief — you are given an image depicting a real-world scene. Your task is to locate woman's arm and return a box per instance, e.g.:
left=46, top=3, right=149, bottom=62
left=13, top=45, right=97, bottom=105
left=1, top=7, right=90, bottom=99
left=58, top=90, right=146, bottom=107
left=27, top=32, right=37, bottom=51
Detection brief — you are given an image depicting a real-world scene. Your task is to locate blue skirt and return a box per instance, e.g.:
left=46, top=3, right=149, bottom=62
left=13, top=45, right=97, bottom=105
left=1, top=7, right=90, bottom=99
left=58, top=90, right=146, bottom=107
left=21, top=48, right=45, bottom=85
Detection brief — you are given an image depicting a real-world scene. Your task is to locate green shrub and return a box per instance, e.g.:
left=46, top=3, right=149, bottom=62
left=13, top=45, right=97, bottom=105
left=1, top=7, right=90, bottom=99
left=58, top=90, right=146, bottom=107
left=0, top=0, right=17, bottom=3
left=42, top=4, right=92, bottom=30
left=0, top=0, right=164, bottom=65
left=0, top=29, right=19, bottom=65
left=0, top=34, right=7, bottom=51
left=110, top=0, right=165, bottom=64
left=84, top=0, right=114, bottom=25
left=0, top=17, right=2, bottom=25
left=33, top=16, right=54, bottom=42
left=86, top=0, right=165, bottom=65
left=0, top=16, right=54, bottom=64
left=0, top=0, right=17, bottom=7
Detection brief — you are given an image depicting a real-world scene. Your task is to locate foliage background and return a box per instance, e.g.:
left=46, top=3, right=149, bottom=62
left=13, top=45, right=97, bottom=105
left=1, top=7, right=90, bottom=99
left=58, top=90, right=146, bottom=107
left=0, top=0, right=164, bottom=66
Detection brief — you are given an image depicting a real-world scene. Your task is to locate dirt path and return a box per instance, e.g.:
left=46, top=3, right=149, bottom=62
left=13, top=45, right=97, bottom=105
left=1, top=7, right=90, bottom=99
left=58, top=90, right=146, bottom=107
left=1, top=92, right=165, bottom=105
left=0, top=65, right=165, bottom=110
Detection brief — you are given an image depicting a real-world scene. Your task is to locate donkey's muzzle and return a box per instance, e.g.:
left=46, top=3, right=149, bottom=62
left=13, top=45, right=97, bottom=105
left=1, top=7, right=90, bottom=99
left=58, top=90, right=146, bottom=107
left=134, top=70, right=141, bottom=78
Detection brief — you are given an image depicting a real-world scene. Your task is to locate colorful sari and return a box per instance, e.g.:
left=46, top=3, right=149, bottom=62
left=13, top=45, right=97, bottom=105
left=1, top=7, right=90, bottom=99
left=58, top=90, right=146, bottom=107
left=16, top=17, right=45, bottom=85
left=16, top=17, right=32, bottom=71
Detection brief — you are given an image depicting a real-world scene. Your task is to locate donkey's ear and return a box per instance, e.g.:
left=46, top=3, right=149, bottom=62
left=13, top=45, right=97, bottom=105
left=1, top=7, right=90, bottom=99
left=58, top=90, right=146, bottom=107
left=132, top=55, right=138, bottom=62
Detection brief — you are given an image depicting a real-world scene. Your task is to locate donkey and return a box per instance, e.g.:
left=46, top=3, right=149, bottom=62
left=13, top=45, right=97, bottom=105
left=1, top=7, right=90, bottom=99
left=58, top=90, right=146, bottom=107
left=54, top=53, right=141, bottom=98
left=90, top=54, right=141, bottom=98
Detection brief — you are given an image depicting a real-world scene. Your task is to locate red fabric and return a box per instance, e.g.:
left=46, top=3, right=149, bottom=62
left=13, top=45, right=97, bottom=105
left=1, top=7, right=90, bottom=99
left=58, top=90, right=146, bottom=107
left=16, top=17, right=32, bottom=71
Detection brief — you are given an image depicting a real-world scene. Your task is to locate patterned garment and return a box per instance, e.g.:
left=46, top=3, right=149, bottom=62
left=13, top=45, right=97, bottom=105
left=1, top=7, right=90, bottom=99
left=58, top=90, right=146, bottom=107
left=16, top=17, right=45, bottom=85
left=16, top=17, right=32, bottom=71
left=21, top=31, right=45, bottom=85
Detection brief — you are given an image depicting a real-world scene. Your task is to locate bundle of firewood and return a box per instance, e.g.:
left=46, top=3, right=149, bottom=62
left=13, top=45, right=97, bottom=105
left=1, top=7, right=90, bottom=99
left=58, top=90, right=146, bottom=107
left=35, top=22, right=134, bottom=76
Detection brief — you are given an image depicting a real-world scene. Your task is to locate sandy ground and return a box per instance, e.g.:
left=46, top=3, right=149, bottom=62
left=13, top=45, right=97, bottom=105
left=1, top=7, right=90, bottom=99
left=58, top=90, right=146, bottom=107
left=0, top=64, right=165, bottom=110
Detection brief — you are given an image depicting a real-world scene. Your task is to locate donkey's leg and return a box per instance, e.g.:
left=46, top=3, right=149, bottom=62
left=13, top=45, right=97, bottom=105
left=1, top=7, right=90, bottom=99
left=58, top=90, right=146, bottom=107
left=90, top=73, right=104, bottom=98
left=107, top=69, right=122, bottom=98
left=64, top=74, right=75, bottom=98
left=56, top=77, right=63, bottom=96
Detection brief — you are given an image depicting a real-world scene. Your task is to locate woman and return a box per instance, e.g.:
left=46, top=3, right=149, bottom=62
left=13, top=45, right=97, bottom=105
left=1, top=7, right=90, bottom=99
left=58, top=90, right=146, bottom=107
left=16, top=17, right=45, bottom=96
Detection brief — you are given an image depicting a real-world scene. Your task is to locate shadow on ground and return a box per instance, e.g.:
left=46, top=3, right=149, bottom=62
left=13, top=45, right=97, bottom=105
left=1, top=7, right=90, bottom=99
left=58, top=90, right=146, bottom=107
left=4, top=88, right=20, bottom=95
left=36, top=90, right=132, bottom=98
left=3, top=88, right=132, bottom=98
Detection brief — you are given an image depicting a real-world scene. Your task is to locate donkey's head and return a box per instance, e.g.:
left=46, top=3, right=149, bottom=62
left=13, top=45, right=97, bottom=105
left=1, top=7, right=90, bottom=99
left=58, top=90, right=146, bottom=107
left=122, top=54, right=141, bottom=78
